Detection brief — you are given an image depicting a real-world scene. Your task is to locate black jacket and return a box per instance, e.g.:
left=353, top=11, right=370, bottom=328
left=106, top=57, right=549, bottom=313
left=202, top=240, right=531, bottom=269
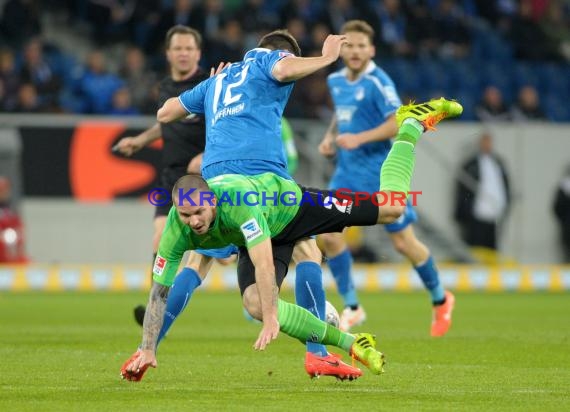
left=454, top=154, right=511, bottom=224
left=553, top=185, right=570, bottom=245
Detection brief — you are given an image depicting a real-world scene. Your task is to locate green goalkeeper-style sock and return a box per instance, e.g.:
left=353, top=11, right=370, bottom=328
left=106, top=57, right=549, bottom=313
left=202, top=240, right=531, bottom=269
left=277, top=299, right=355, bottom=352
left=379, top=119, right=424, bottom=194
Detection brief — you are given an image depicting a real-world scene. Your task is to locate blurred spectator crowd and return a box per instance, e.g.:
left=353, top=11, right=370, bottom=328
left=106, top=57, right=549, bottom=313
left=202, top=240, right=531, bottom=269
left=1, top=0, right=570, bottom=120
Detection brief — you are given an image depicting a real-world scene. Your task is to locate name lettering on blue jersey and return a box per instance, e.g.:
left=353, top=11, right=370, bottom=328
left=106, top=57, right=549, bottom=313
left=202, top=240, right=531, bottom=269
left=381, top=84, right=399, bottom=107
left=211, top=64, right=250, bottom=124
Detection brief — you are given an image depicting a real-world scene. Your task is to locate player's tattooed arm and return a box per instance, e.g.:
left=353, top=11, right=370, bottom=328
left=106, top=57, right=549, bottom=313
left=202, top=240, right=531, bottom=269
left=141, top=282, right=170, bottom=352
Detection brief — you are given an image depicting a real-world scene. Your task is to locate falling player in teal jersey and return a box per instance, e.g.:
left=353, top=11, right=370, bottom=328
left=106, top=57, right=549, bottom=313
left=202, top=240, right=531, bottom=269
left=121, top=94, right=463, bottom=381
left=160, top=31, right=361, bottom=378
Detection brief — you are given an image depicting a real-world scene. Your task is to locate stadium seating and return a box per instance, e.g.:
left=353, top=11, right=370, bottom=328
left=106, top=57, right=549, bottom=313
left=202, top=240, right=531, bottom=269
left=6, top=4, right=570, bottom=121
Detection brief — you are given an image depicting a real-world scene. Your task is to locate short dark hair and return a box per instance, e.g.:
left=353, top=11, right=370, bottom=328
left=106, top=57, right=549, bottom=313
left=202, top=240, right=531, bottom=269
left=257, top=30, right=301, bottom=57
left=165, top=25, right=202, bottom=50
left=172, top=174, right=210, bottom=203
left=341, top=20, right=375, bottom=44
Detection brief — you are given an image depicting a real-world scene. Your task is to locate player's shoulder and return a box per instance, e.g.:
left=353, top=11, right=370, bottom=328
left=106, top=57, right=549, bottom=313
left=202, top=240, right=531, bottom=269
left=244, top=47, right=271, bottom=60
left=363, top=62, right=395, bottom=86
left=327, top=68, right=346, bottom=83
left=243, top=48, right=279, bottom=66
left=245, top=47, right=295, bottom=73
left=165, top=205, right=181, bottom=223
left=163, top=206, right=187, bottom=237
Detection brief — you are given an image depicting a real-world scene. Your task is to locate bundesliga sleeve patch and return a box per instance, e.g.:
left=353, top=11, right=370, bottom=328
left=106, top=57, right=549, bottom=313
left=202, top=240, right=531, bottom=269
left=240, top=218, right=263, bottom=242
left=384, top=86, right=400, bottom=107
left=153, top=255, right=167, bottom=276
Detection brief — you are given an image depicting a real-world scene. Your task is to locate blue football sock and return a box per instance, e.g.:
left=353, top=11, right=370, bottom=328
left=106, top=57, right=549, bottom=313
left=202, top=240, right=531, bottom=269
left=295, top=261, right=328, bottom=356
left=328, top=249, right=359, bottom=308
left=414, top=255, right=445, bottom=304
left=157, top=267, right=202, bottom=346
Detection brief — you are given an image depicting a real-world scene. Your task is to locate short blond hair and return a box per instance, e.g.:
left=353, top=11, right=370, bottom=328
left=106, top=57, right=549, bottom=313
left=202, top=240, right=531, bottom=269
left=341, top=20, right=375, bottom=43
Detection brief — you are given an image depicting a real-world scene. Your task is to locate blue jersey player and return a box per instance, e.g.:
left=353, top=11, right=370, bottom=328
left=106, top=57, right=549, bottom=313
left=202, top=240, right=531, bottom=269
left=318, top=20, right=455, bottom=337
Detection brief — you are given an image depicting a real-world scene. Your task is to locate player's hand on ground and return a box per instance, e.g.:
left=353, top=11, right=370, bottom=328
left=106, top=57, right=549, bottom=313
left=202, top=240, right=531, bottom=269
left=336, top=133, right=362, bottom=150
left=112, top=137, right=144, bottom=156
left=254, top=317, right=280, bottom=351
left=120, top=349, right=157, bottom=381
left=318, top=135, right=336, bottom=157
left=128, top=349, right=157, bottom=372
left=321, top=35, right=348, bottom=63
left=210, top=61, right=230, bottom=77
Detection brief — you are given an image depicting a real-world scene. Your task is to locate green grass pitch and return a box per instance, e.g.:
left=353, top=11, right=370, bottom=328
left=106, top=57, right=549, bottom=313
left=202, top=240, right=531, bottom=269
left=1, top=291, right=569, bottom=411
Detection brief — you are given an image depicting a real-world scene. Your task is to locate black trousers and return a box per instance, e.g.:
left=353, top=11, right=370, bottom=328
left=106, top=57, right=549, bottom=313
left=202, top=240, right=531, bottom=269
left=465, top=219, right=497, bottom=250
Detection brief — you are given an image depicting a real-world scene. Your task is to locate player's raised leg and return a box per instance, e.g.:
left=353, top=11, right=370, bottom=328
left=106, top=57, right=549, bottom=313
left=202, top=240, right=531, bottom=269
left=380, top=97, right=463, bottom=196
left=377, top=97, right=461, bottom=333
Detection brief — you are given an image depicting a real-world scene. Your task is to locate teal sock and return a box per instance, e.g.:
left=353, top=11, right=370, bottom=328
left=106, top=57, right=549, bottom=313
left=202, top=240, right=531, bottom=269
left=277, top=300, right=355, bottom=352
left=396, top=119, right=424, bottom=145
left=380, top=119, right=424, bottom=194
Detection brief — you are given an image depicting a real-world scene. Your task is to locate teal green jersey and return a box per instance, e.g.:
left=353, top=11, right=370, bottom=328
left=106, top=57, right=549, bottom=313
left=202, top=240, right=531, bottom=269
left=281, top=117, right=298, bottom=175
left=153, top=173, right=302, bottom=286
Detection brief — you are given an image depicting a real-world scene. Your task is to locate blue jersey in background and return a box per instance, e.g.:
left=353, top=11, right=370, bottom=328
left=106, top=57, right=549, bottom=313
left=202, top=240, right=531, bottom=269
left=328, top=61, right=401, bottom=193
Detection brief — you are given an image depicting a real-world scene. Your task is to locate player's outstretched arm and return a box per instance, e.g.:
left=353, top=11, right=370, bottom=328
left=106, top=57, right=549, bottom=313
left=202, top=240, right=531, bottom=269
left=112, top=123, right=162, bottom=156
left=272, top=34, right=347, bottom=82
left=141, top=281, right=170, bottom=353
left=157, top=97, right=188, bottom=123
left=337, top=114, right=398, bottom=148
left=121, top=280, right=170, bottom=381
left=125, top=282, right=169, bottom=371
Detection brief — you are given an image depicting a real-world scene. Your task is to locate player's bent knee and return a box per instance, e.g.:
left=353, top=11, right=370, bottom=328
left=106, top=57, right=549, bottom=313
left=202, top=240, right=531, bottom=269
left=392, top=236, right=407, bottom=254
left=378, top=204, right=405, bottom=224
left=292, top=239, right=321, bottom=264
left=319, top=232, right=346, bottom=256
